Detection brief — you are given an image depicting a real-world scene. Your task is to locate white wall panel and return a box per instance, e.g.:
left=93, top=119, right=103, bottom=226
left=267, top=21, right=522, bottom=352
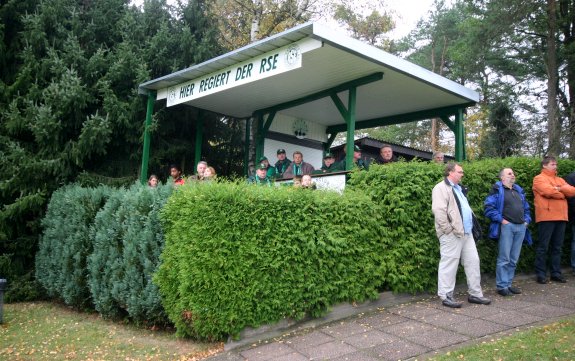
left=263, top=139, right=323, bottom=171
left=268, top=113, right=327, bottom=143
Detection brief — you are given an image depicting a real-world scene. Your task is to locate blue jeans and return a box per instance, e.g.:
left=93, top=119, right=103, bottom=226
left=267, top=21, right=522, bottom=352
left=496, top=222, right=526, bottom=290
left=535, top=221, right=566, bottom=278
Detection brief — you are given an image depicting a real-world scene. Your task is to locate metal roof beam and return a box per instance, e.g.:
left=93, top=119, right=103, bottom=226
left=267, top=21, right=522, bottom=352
left=255, top=72, right=383, bottom=115
left=326, top=103, right=475, bottom=133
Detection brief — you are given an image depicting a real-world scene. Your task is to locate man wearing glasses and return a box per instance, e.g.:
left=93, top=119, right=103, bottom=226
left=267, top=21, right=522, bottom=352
left=484, top=168, right=532, bottom=296
left=432, top=163, right=491, bottom=308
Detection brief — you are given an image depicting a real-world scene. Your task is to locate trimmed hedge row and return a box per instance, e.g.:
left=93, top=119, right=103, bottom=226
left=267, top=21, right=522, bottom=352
left=37, top=157, right=575, bottom=341
left=36, top=183, right=172, bottom=325
left=347, top=157, right=575, bottom=280
left=154, top=181, right=386, bottom=340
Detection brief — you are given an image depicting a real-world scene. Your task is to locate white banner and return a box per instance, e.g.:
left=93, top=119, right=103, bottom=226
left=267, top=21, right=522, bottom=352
left=275, top=172, right=347, bottom=193
left=312, top=173, right=346, bottom=193
left=165, top=38, right=322, bottom=107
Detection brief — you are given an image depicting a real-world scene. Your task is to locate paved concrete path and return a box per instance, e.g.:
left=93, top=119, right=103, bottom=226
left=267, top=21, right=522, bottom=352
left=207, top=272, right=575, bottom=361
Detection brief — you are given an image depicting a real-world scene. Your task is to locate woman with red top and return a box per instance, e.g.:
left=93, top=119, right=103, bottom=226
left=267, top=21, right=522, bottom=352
left=169, top=164, right=185, bottom=186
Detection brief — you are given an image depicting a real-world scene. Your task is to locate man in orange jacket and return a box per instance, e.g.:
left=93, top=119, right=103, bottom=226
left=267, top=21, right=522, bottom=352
left=533, top=156, right=575, bottom=284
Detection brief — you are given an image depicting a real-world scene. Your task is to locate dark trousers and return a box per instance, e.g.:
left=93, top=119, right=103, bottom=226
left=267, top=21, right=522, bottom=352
left=535, top=221, right=566, bottom=278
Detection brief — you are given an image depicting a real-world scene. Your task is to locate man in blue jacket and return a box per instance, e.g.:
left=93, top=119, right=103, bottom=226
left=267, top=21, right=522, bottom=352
left=484, top=168, right=532, bottom=296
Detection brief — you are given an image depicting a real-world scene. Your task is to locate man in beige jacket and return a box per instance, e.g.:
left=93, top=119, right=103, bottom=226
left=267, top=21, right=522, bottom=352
left=432, top=163, right=491, bottom=308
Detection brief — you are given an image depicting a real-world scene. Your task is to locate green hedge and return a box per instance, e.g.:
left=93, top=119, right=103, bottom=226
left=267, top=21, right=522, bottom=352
left=347, top=157, right=575, bottom=279
left=154, top=181, right=386, bottom=340
left=36, top=157, right=575, bottom=341
left=36, top=185, right=113, bottom=308
left=346, top=161, right=444, bottom=292
left=87, top=184, right=171, bottom=325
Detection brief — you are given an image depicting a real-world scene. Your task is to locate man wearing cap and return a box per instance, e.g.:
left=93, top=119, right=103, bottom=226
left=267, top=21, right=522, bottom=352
left=314, top=152, right=337, bottom=174
left=336, top=145, right=369, bottom=171
left=258, top=156, right=277, bottom=178
left=274, top=149, right=291, bottom=178
left=248, top=163, right=273, bottom=186
left=283, top=151, right=315, bottom=179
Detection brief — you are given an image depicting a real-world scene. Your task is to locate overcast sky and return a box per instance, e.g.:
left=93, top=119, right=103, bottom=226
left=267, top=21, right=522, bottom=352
left=312, top=0, right=440, bottom=41
left=131, top=0, right=439, bottom=40
left=385, top=0, right=435, bottom=38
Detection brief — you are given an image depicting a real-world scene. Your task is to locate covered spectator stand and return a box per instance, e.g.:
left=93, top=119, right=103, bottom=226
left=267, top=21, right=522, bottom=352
left=137, top=22, right=479, bottom=183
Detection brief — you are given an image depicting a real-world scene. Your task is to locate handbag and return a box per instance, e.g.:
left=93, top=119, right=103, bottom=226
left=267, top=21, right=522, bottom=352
left=472, top=213, right=483, bottom=242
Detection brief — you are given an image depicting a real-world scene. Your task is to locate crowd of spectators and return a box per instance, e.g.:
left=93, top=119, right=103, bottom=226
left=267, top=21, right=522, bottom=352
left=156, top=145, right=447, bottom=189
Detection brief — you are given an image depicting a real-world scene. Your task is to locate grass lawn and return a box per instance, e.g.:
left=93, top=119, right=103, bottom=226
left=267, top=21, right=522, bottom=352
left=428, top=316, right=575, bottom=361
left=0, top=302, right=222, bottom=361
left=3, top=302, right=575, bottom=361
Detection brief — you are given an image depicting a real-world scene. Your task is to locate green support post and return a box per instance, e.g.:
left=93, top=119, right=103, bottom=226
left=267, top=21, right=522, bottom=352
left=458, top=108, right=467, bottom=160
left=255, top=113, right=264, bottom=162
left=454, top=109, right=464, bottom=161
left=194, top=110, right=203, bottom=171
left=251, top=111, right=277, bottom=163
left=139, top=90, right=156, bottom=185
left=345, top=87, right=357, bottom=171
left=243, top=117, right=251, bottom=177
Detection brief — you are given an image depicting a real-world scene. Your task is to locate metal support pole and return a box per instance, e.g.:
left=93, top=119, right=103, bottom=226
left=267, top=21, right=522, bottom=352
left=255, top=113, right=264, bottom=162
left=459, top=108, right=467, bottom=160
left=345, top=87, right=357, bottom=171
left=139, top=91, right=156, bottom=184
left=454, top=108, right=465, bottom=161
left=243, top=118, right=251, bottom=177
left=194, top=110, right=203, bottom=171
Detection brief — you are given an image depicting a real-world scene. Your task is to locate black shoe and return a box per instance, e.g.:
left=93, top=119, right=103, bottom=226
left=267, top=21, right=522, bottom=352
left=497, top=288, right=512, bottom=296
left=536, top=277, right=548, bottom=284
left=551, top=275, right=567, bottom=283
left=442, top=296, right=463, bottom=308
left=468, top=295, right=491, bottom=305
left=508, top=286, right=522, bottom=294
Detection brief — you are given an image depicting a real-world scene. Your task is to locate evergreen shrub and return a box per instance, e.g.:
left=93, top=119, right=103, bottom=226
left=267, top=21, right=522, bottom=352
left=88, top=183, right=172, bottom=325
left=36, top=184, right=113, bottom=308
left=155, top=181, right=385, bottom=340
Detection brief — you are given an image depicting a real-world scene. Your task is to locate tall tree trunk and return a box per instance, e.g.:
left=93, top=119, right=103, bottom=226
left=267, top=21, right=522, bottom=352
left=250, top=0, right=262, bottom=41
left=547, top=0, right=561, bottom=156
left=560, top=0, right=575, bottom=158
left=430, top=36, right=448, bottom=151
left=247, top=0, right=263, bottom=175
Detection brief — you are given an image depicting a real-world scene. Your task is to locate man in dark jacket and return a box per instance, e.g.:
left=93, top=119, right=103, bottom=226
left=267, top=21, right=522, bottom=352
left=484, top=168, right=532, bottom=296
left=248, top=163, right=273, bottom=186
left=314, top=152, right=338, bottom=174
left=274, top=149, right=291, bottom=178
left=336, top=145, right=369, bottom=171
left=375, top=144, right=397, bottom=164
left=283, top=151, right=315, bottom=178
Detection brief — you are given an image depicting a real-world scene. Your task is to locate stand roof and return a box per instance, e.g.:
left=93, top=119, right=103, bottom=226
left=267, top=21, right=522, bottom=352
left=138, top=22, right=478, bottom=127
